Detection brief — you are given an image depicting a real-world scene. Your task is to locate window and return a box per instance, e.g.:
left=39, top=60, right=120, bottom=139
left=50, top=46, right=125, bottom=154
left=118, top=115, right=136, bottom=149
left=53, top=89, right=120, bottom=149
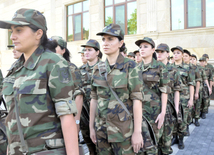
left=171, top=0, right=214, bottom=30
left=67, top=0, right=89, bottom=41
left=105, top=0, right=137, bottom=35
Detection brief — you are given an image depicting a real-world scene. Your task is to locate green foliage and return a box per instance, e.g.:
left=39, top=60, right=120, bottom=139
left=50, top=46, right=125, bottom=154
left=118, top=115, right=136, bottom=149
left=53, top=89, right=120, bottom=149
left=127, top=9, right=137, bottom=34
left=105, top=16, right=113, bottom=26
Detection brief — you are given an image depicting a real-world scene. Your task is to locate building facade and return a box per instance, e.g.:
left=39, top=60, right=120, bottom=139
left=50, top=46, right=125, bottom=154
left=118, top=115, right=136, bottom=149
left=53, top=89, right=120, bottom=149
left=0, top=0, right=214, bottom=76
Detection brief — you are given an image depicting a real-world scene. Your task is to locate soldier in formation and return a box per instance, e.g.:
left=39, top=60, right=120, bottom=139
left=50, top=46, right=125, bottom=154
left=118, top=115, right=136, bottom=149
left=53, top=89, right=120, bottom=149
left=0, top=8, right=213, bottom=155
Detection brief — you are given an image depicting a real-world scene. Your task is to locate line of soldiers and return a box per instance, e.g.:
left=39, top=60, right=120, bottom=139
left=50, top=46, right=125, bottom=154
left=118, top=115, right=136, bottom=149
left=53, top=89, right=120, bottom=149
left=0, top=22, right=213, bottom=155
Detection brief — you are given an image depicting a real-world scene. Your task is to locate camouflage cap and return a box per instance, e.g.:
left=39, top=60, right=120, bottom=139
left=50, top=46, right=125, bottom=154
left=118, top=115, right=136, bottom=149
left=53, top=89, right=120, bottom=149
left=133, top=50, right=140, bottom=55
left=0, top=8, right=47, bottom=31
left=191, top=54, right=197, bottom=60
left=155, top=43, right=169, bottom=52
left=78, top=49, right=85, bottom=54
left=199, top=57, right=207, bottom=61
left=135, top=37, right=155, bottom=48
left=171, top=46, right=184, bottom=53
left=183, top=49, right=191, bottom=56
left=96, top=23, right=124, bottom=40
left=81, top=39, right=100, bottom=50
left=127, top=52, right=135, bottom=57
left=51, top=36, right=67, bottom=48
left=202, top=54, right=209, bottom=59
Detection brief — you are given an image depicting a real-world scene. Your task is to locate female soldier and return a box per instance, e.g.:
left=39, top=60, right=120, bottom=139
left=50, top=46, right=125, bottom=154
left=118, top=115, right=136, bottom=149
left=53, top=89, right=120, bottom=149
left=90, top=24, right=144, bottom=154
left=77, top=39, right=103, bottom=155
left=171, top=46, right=194, bottom=149
left=0, top=8, right=78, bottom=154
left=156, top=43, right=181, bottom=155
left=135, top=37, right=170, bottom=155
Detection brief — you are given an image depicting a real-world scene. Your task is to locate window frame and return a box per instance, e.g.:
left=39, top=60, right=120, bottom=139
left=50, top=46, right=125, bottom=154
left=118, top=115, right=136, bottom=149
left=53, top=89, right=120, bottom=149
left=66, top=1, right=89, bottom=42
left=170, top=0, right=209, bottom=30
left=104, top=0, right=137, bottom=35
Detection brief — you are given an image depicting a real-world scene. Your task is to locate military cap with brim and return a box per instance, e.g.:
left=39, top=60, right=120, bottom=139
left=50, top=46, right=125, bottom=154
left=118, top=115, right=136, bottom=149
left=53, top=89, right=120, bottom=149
left=78, top=49, right=85, bottom=54
left=51, top=36, right=67, bottom=48
left=202, top=54, right=209, bottom=59
left=171, top=46, right=184, bottom=53
left=81, top=39, right=100, bottom=50
left=135, top=37, right=155, bottom=48
left=0, top=8, right=47, bottom=31
left=191, top=54, right=197, bottom=59
left=155, top=43, right=169, bottom=52
left=133, top=50, right=140, bottom=55
left=96, top=23, right=124, bottom=40
left=199, top=57, right=207, bottom=61
left=127, top=52, right=135, bottom=57
left=183, top=49, right=191, bottom=56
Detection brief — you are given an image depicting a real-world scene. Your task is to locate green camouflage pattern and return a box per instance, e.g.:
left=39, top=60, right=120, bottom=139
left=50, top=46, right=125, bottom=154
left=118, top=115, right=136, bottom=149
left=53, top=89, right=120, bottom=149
left=155, top=43, right=170, bottom=53
left=51, top=36, right=67, bottom=48
left=81, top=39, right=100, bottom=50
left=135, top=37, right=155, bottom=47
left=0, top=8, right=47, bottom=31
left=202, top=54, right=209, bottom=59
left=199, top=57, right=206, bottom=61
left=171, top=46, right=184, bottom=53
left=2, top=46, right=77, bottom=155
left=172, top=62, right=195, bottom=136
left=0, top=70, right=3, bottom=93
left=0, top=117, right=7, bottom=155
left=77, top=60, right=101, bottom=155
left=91, top=53, right=143, bottom=145
left=159, top=62, right=182, bottom=154
left=138, top=58, right=170, bottom=154
left=127, top=52, right=135, bottom=57
left=96, top=23, right=124, bottom=40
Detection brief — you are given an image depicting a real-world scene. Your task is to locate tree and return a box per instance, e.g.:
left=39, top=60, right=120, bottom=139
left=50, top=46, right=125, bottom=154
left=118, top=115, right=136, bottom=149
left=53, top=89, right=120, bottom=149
left=127, top=9, right=137, bottom=34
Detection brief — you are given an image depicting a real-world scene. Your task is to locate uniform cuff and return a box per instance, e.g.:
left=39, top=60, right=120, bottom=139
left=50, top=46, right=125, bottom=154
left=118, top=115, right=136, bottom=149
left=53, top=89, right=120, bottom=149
left=55, top=100, right=77, bottom=117
left=159, top=86, right=171, bottom=94
left=130, top=92, right=143, bottom=101
left=90, top=90, right=98, bottom=100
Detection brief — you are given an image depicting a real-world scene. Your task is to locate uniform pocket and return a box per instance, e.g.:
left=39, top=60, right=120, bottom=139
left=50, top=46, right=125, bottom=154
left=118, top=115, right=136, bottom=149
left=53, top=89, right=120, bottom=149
left=45, top=138, right=64, bottom=149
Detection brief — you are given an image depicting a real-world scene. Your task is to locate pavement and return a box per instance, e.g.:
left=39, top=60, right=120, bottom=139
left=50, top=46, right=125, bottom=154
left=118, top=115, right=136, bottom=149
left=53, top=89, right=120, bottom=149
left=172, top=101, right=214, bottom=155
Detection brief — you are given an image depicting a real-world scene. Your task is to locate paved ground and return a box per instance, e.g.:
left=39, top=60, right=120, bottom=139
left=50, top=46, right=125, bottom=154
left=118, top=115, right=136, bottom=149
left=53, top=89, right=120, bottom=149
left=172, top=102, right=214, bottom=155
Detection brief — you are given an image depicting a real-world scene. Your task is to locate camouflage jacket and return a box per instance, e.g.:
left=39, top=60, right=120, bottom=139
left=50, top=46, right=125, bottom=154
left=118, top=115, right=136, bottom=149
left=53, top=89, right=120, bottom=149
left=90, top=53, right=143, bottom=142
left=196, top=65, right=207, bottom=90
left=172, top=62, right=195, bottom=97
left=2, top=46, right=77, bottom=155
left=166, top=62, right=182, bottom=103
left=206, top=63, right=214, bottom=78
left=204, top=64, right=214, bottom=82
left=190, top=63, right=202, bottom=83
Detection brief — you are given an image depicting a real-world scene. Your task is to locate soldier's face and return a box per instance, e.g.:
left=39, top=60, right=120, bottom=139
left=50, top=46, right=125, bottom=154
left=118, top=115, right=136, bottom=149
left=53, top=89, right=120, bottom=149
left=81, top=53, right=87, bottom=64
left=200, top=61, right=206, bottom=67
left=139, top=42, right=155, bottom=59
left=101, top=35, right=123, bottom=55
left=183, top=53, right=190, bottom=63
left=192, top=57, right=197, bottom=65
left=84, top=47, right=98, bottom=62
left=10, top=25, right=42, bottom=53
left=173, top=50, right=183, bottom=61
left=156, top=50, right=169, bottom=61
left=12, top=49, right=22, bottom=59
left=135, top=52, right=142, bottom=63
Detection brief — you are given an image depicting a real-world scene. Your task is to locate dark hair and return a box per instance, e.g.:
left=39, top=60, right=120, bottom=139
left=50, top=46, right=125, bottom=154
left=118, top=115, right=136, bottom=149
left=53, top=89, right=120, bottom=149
left=152, top=52, right=157, bottom=60
left=117, top=37, right=127, bottom=53
left=28, top=24, right=58, bottom=52
left=93, top=47, right=103, bottom=59
left=59, top=46, right=71, bottom=62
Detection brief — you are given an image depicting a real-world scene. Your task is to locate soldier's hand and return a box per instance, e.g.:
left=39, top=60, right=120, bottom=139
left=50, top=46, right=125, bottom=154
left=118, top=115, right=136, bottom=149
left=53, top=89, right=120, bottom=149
left=90, top=127, right=97, bottom=144
left=209, top=87, right=212, bottom=95
left=194, top=93, right=199, bottom=100
left=131, top=132, right=143, bottom=153
left=187, top=99, right=193, bottom=108
left=155, top=112, right=165, bottom=129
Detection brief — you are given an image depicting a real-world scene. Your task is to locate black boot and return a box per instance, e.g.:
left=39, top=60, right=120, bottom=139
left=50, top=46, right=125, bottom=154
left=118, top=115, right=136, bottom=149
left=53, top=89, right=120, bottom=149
left=201, top=113, right=206, bottom=119
left=195, top=118, right=200, bottom=127
left=171, top=134, right=179, bottom=146
left=178, top=135, right=185, bottom=149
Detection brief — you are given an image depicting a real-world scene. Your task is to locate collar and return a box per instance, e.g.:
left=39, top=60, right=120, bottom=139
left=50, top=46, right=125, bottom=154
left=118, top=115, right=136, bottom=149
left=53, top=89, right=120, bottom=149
left=105, top=53, right=124, bottom=73
left=24, top=46, right=44, bottom=70
left=139, top=58, right=158, bottom=70
left=86, top=59, right=100, bottom=70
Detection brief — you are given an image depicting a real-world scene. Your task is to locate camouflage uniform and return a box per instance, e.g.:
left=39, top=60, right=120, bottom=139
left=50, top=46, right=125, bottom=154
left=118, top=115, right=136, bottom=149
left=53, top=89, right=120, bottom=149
left=201, top=63, right=213, bottom=114
left=160, top=62, right=181, bottom=154
left=187, top=64, right=201, bottom=124
left=90, top=53, right=143, bottom=155
left=2, top=46, right=77, bottom=155
left=193, top=65, right=207, bottom=119
left=172, top=62, right=195, bottom=136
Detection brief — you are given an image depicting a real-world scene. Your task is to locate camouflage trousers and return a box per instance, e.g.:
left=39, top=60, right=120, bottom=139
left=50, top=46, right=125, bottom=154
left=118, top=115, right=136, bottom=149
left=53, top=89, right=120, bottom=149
left=159, top=103, right=176, bottom=154
left=95, top=126, right=135, bottom=155
left=174, top=98, right=189, bottom=136
left=192, top=91, right=203, bottom=119
left=201, top=96, right=210, bottom=113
